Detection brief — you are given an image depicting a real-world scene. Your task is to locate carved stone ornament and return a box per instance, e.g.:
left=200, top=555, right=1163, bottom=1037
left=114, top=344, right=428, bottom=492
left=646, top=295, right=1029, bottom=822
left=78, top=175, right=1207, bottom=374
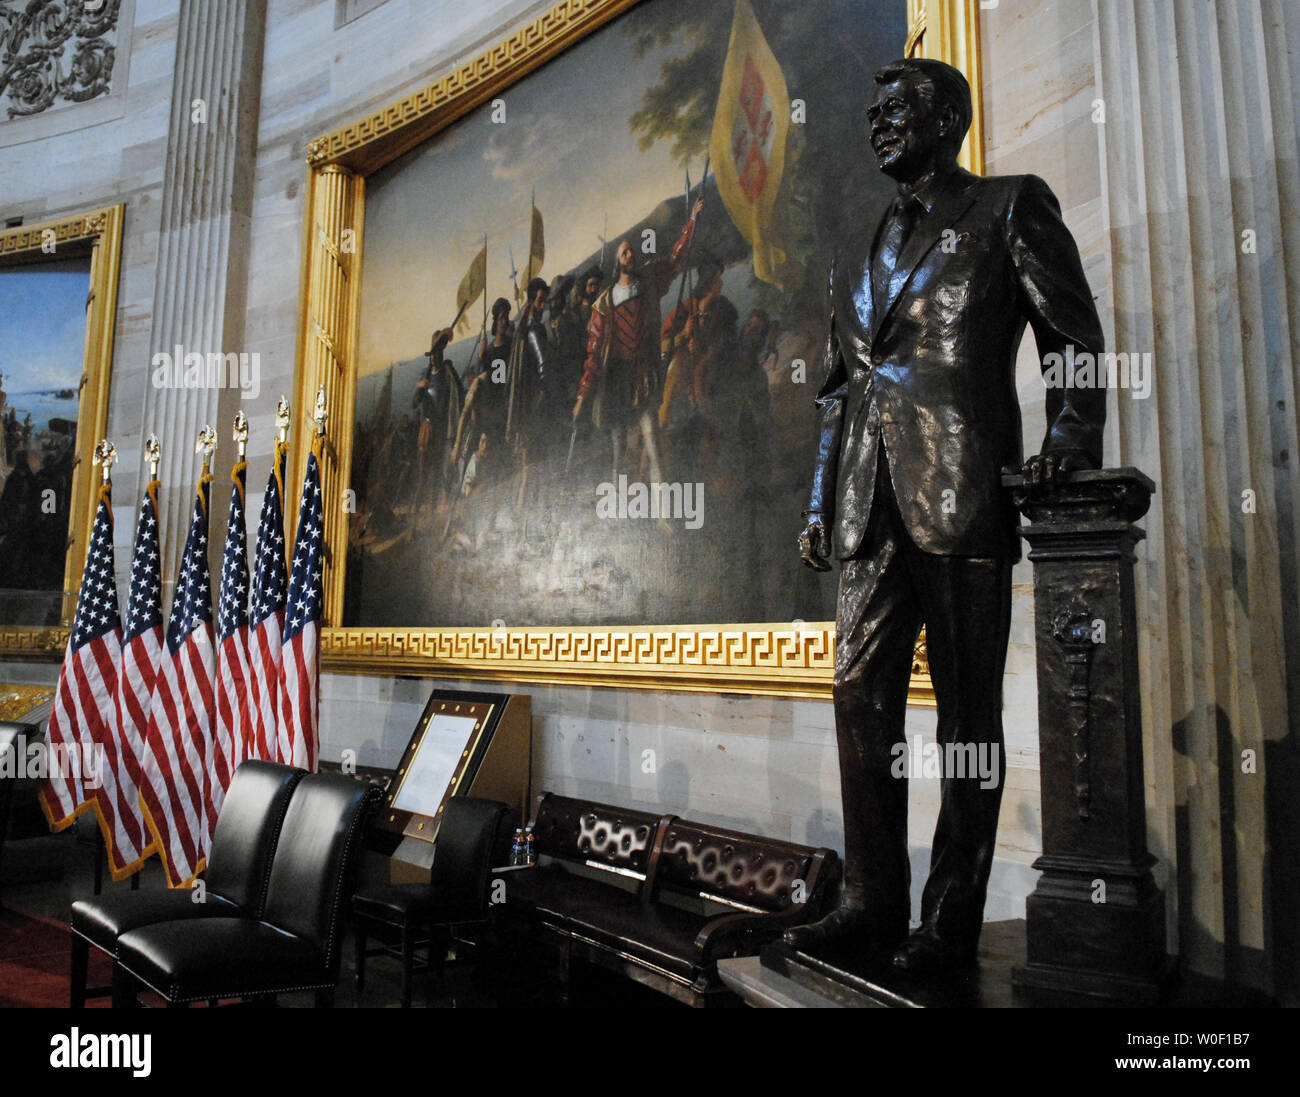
left=0, top=0, right=121, bottom=120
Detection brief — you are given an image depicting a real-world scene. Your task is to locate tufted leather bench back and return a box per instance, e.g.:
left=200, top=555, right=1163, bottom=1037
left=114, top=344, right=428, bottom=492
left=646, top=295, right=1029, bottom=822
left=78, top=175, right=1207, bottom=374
left=654, top=821, right=819, bottom=913
left=532, top=793, right=660, bottom=877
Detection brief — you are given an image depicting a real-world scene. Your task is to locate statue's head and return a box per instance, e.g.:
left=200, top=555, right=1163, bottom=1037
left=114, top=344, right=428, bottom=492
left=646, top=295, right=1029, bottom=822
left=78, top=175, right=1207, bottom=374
left=868, top=58, right=971, bottom=181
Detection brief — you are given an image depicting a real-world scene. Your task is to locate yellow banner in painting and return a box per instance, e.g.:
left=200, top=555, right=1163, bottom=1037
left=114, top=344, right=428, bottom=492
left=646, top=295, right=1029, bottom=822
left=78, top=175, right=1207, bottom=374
left=709, top=0, right=790, bottom=288
left=525, top=205, right=545, bottom=284
left=456, top=245, right=487, bottom=332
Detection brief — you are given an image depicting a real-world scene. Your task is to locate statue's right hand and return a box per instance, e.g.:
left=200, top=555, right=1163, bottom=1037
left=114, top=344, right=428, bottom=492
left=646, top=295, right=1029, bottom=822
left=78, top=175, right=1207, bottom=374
left=798, top=515, right=832, bottom=572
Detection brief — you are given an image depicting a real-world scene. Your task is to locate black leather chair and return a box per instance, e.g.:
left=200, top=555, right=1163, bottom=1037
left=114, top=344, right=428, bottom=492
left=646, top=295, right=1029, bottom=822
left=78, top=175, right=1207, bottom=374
left=352, top=796, right=511, bottom=1007
left=0, top=722, right=38, bottom=907
left=70, top=760, right=305, bottom=1006
left=112, top=771, right=380, bottom=1007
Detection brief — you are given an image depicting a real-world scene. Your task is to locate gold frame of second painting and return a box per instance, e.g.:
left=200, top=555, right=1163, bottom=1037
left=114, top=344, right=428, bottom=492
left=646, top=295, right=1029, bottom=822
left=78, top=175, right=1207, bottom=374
left=0, top=205, right=124, bottom=662
left=293, top=0, right=984, bottom=701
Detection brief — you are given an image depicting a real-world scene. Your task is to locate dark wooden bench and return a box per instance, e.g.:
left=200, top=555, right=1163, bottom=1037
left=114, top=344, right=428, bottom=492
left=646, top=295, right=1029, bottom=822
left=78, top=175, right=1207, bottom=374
left=495, top=792, right=839, bottom=1006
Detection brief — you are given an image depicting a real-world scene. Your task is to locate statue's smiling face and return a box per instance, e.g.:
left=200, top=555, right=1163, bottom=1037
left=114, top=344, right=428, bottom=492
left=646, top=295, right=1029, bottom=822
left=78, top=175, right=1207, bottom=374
left=868, top=77, right=939, bottom=180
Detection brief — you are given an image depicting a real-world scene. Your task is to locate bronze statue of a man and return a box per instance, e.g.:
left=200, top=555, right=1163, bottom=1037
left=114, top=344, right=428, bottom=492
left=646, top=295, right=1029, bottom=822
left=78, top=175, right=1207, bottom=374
left=790, top=58, right=1106, bottom=973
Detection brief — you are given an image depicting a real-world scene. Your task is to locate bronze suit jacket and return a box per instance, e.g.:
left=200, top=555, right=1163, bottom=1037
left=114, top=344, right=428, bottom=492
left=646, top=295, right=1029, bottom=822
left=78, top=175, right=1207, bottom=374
left=808, top=168, right=1106, bottom=559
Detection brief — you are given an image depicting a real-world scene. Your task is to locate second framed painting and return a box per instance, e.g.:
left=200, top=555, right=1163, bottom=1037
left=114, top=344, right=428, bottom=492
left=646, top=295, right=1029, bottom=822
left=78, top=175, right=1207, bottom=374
left=295, top=0, right=981, bottom=698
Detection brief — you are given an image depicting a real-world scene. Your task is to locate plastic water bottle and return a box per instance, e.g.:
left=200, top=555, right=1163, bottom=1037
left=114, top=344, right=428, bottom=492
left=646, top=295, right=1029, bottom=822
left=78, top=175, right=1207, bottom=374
left=524, top=824, right=536, bottom=866
left=509, top=828, right=525, bottom=867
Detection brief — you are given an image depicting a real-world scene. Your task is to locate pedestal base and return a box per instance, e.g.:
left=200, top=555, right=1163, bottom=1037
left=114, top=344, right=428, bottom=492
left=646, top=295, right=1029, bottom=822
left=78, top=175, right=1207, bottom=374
left=1012, top=856, right=1171, bottom=1002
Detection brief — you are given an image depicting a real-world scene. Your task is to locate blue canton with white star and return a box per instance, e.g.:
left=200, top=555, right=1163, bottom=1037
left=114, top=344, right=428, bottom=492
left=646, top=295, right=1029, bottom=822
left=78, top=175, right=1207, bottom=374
left=283, top=454, right=323, bottom=643
left=217, top=467, right=249, bottom=642
left=124, top=487, right=163, bottom=641
left=71, top=493, right=121, bottom=648
left=251, top=452, right=287, bottom=627
left=166, top=482, right=213, bottom=655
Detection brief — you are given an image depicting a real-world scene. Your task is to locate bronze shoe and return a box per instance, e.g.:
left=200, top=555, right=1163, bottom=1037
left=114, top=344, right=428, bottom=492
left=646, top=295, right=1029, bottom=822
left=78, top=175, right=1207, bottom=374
left=783, top=907, right=904, bottom=952
left=891, top=929, right=977, bottom=973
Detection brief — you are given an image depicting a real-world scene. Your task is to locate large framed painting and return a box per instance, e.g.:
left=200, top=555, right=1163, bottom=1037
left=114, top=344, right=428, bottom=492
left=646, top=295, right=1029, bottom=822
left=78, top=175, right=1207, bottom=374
left=0, top=206, right=123, bottom=659
left=293, top=0, right=981, bottom=698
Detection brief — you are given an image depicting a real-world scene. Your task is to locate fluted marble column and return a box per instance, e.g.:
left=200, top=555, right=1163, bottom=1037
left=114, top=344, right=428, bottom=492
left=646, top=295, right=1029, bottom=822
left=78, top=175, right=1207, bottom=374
left=1095, top=0, right=1300, bottom=1001
left=140, top=0, right=266, bottom=582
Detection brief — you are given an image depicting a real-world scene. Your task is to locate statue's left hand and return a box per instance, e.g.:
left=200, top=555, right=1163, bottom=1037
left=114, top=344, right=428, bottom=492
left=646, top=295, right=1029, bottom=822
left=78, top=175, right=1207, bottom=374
left=1022, top=449, right=1092, bottom=490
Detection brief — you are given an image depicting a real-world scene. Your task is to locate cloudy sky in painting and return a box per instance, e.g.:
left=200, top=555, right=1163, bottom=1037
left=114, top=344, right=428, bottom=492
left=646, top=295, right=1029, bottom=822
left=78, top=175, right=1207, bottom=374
left=0, top=258, right=90, bottom=430
left=357, top=10, right=695, bottom=377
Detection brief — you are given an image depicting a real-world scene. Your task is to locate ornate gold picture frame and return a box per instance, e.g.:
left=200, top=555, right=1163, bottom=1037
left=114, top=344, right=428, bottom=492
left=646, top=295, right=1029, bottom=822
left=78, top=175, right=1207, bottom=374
left=0, top=204, right=124, bottom=661
left=294, top=0, right=981, bottom=700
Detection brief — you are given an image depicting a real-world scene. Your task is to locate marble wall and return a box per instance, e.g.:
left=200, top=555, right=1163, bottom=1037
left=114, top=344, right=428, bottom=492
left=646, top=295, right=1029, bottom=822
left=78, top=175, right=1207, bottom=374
left=2, top=0, right=1293, bottom=996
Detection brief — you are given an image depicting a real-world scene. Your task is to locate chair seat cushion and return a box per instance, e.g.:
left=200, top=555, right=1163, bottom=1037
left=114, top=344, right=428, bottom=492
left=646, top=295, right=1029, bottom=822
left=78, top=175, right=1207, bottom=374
left=504, top=867, right=711, bottom=981
left=560, top=899, right=711, bottom=981
left=503, top=864, right=641, bottom=921
left=71, top=891, right=242, bottom=954
left=116, top=918, right=328, bottom=1002
left=352, top=883, right=480, bottom=926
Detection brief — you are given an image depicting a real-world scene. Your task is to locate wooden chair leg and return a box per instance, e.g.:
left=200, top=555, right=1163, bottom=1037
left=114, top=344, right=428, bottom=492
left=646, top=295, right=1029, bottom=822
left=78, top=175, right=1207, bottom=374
left=70, top=936, right=89, bottom=1009
left=400, top=922, right=414, bottom=1009
left=354, top=922, right=367, bottom=996
left=110, top=964, right=136, bottom=1009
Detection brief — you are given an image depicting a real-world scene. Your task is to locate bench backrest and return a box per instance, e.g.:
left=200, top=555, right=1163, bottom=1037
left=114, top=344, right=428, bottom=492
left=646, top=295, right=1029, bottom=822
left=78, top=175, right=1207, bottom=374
left=532, top=792, right=661, bottom=878
left=652, top=819, right=825, bottom=914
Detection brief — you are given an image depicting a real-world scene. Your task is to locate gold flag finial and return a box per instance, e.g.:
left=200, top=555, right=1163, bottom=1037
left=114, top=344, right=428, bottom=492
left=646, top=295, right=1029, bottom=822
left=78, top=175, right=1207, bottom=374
left=195, top=425, right=217, bottom=475
left=313, top=386, right=328, bottom=437
left=276, top=395, right=291, bottom=444
left=92, top=439, right=117, bottom=485
left=144, top=434, right=161, bottom=480
left=233, top=410, right=249, bottom=459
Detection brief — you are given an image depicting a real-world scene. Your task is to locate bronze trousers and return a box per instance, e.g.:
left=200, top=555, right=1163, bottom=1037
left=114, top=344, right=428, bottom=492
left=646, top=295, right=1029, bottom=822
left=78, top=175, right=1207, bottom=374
left=833, top=447, right=1012, bottom=951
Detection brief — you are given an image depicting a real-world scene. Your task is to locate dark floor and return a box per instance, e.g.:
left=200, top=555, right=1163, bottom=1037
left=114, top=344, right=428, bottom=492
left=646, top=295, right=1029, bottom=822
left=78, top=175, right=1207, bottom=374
left=0, top=831, right=685, bottom=1009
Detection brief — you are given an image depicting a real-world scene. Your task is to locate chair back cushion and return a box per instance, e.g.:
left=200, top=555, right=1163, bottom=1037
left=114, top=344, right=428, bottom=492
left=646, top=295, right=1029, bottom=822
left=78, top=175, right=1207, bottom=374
left=429, top=796, right=510, bottom=913
left=654, top=820, right=819, bottom=913
left=261, top=773, right=378, bottom=963
left=532, top=792, right=660, bottom=876
left=206, top=761, right=305, bottom=914
left=0, top=721, right=36, bottom=760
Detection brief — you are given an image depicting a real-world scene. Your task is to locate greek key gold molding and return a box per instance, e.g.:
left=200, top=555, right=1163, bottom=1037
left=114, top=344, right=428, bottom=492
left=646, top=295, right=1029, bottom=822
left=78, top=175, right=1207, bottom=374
left=304, top=0, right=641, bottom=174
left=322, top=624, right=935, bottom=704
left=0, top=683, right=56, bottom=722
left=0, top=205, right=123, bottom=660
left=299, top=0, right=962, bottom=700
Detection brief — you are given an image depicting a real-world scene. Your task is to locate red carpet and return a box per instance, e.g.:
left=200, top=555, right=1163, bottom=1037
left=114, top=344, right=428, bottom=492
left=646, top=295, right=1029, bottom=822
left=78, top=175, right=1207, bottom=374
left=0, top=906, right=112, bottom=1008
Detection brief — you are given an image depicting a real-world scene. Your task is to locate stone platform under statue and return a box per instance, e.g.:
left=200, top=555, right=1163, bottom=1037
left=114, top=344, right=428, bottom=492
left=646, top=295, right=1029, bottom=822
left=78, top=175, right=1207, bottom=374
left=717, top=922, right=1266, bottom=1009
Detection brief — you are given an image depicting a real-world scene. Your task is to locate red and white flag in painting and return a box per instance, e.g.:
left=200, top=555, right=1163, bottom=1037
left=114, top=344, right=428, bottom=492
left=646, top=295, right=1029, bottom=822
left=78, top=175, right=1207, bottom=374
left=38, top=482, right=120, bottom=830
left=139, top=474, right=216, bottom=887
left=98, top=479, right=165, bottom=877
left=247, top=443, right=287, bottom=762
left=276, top=451, right=323, bottom=771
left=208, top=460, right=251, bottom=834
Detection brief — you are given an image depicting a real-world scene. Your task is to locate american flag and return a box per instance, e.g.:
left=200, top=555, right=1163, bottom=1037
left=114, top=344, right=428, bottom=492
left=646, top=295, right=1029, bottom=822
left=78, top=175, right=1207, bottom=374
left=39, top=484, right=120, bottom=830
left=98, top=480, right=164, bottom=877
left=247, top=444, right=287, bottom=762
left=208, top=462, right=251, bottom=835
left=139, top=475, right=215, bottom=886
left=277, top=452, right=323, bottom=771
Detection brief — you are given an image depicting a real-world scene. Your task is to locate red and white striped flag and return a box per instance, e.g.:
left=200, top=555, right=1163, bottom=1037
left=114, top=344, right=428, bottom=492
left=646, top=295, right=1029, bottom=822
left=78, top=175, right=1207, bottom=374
left=97, top=478, right=165, bottom=877
left=247, top=443, right=287, bottom=762
left=39, top=481, right=120, bottom=831
left=139, top=472, right=216, bottom=887
left=276, top=451, right=323, bottom=771
left=208, top=459, right=251, bottom=834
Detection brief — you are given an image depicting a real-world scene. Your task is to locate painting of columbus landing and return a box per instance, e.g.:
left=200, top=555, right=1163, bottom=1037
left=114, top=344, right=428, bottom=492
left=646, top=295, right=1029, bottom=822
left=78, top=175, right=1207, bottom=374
left=344, top=0, right=903, bottom=629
